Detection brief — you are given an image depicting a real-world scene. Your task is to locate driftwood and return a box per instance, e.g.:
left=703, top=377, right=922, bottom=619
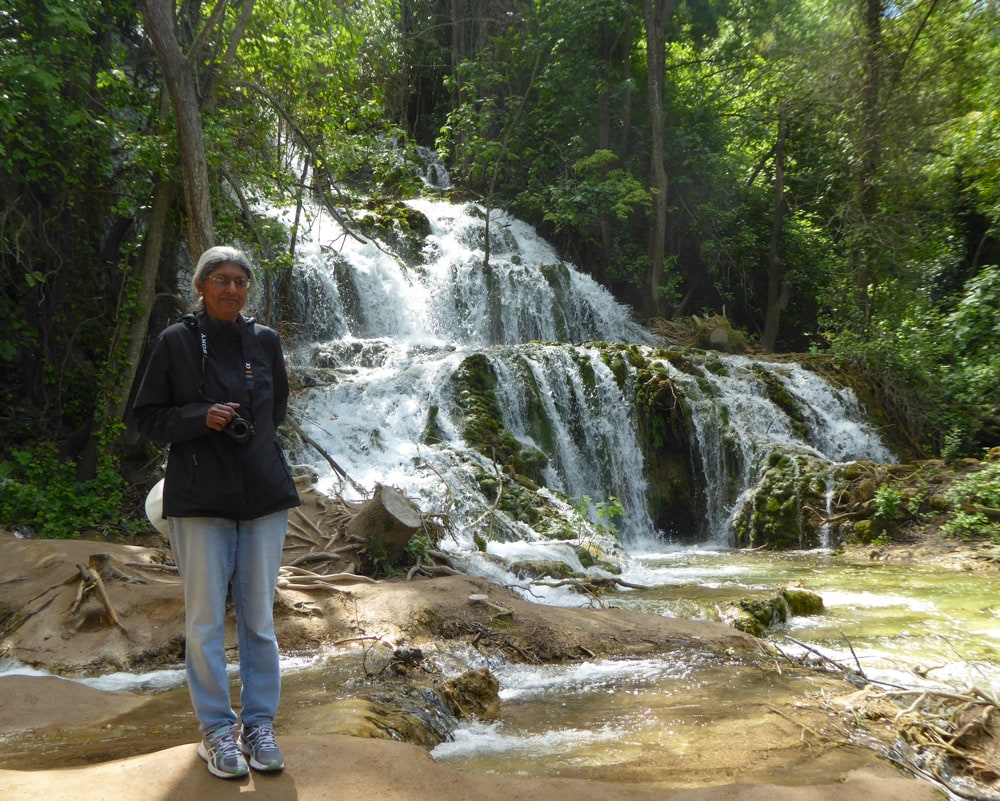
left=287, top=415, right=367, bottom=496
left=775, top=636, right=1000, bottom=800
left=534, top=575, right=649, bottom=591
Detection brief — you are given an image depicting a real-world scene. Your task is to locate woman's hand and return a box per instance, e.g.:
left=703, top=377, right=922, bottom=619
left=205, top=402, right=241, bottom=431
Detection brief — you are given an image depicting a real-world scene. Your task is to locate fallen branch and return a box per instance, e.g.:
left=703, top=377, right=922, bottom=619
left=287, top=415, right=367, bottom=495
left=534, top=575, right=649, bottom=591
left=123, top=561, right=179, bottom=574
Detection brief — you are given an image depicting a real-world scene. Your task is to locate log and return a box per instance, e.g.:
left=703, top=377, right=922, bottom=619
left=345, top=484, right=422, bottom=563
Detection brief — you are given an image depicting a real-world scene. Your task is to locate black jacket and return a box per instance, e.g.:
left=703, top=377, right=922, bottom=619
left=133, top=312, right=300, bottom=520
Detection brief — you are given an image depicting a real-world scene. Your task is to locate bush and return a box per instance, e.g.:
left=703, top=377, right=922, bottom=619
left=0, top=442, right=137, bottom=539
left=940, top=462, right=1000, bottom=541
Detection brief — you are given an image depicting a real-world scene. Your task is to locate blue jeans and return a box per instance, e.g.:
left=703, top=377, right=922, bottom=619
left=169, top=511, right=287, bottom=733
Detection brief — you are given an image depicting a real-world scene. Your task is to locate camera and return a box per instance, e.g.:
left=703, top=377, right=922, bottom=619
left=224, top=414, right=255, bottom=445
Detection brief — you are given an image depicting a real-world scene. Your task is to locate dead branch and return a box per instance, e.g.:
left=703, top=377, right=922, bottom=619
left=123, top=561, right=179, bottom=574
left=286, top=415, right=367, bottom=495
left=534, top=575, right=649, bottom=591
left=73, top=561, right=128, bottom=634
left=291, top=506, right=329, bottom=541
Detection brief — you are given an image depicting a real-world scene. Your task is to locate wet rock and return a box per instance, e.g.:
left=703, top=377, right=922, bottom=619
left=782, top=587, right=824, bottom=616
left=719, top=589, right=822, bottom=636
left=510, top=559, right=579, bottom=580
left=719, top=596, right=790, bottom=637
left=439, top=667, right=500, bottom=720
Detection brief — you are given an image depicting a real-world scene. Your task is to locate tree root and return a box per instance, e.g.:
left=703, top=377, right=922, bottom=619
left=786, top=638, right=1000, bottom=799
left=67, top=554, right=133, bottom=635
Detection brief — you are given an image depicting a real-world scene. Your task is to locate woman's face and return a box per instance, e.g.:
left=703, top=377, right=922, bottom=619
left=199, top=262, right=250, bottom=322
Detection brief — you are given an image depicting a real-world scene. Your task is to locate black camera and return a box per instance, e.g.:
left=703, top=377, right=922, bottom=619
left=224, top=414, right=255, bottom=445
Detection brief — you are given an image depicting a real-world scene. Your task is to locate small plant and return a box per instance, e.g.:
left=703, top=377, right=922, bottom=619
left=572, top=494, right=624, bottom=537
left=873, top=484, right=903, bottom=520
left=405, top=531, right=434, bottom=562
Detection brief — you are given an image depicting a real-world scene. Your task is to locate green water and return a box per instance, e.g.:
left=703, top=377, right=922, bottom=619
left=610, top=548, right=1000, bottom=693
left=430, top=547, right=1000, bottom=786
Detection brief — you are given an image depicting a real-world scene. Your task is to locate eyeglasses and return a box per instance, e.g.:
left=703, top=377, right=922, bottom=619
left=207, top=274, right=251, bottom=289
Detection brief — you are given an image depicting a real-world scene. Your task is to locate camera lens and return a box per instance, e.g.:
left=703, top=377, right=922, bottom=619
left=224, top=415, right=253, bottom=444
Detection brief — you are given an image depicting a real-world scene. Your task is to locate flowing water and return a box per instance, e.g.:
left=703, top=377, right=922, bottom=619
left=4, top=188, right=998, bottom=785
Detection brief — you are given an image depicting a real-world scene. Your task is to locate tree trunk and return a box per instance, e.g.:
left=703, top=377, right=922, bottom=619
left=761, top=108, right=789, bottom=353
left=345, top=485, right=423, bottom=564
left=138, top=0, right=215, bottom=261
left=643, top=0, right=673, bottom=318
left=851, top=0, right=885, bottom=327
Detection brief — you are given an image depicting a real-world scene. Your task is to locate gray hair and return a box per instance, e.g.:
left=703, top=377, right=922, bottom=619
left=190, top=246, right=254, bottom=310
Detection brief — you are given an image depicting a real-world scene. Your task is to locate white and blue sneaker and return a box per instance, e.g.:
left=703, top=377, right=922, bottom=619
left=238, top=722, right=285, bottom=772
left=197, top=724, right=249, bottom=779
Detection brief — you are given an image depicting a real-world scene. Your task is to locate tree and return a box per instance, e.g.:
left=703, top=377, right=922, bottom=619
left=138, top=0, right=223, bottom=261
left=642, top=0, right=674, bottom=318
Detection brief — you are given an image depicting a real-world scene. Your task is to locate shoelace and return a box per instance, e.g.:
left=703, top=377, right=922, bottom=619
left=247, top=724, right=278, bottom=750
left=208, top=727, right=243, bottom=760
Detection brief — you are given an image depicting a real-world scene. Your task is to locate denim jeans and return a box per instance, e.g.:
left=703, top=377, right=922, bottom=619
left=169, top=510, right=287, bottom=733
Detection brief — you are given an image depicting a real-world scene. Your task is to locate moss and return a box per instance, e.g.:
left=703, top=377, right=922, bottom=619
left=753, top=365, right=809, bottom=440
left=732, top=451, right=832, bottom=549
left=510, top=559, right=578, bottom=580
left=718, top=597, right=793, bottom=637
left=450, top=353, right=549, bottom=486
left=703, top=357, right=727, bottom=376
left=354, top=200, right=432, bottom=266
left=782, top=588, right=824, bottom=616
left=659, top=350, right=698, bottom=376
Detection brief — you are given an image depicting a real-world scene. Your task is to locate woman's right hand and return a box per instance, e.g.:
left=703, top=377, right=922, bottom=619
left=205, top=402, right=241, bottom=431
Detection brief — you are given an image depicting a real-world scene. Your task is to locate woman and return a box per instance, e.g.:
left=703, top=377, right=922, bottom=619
left=133, top=246, right=300, bottom=779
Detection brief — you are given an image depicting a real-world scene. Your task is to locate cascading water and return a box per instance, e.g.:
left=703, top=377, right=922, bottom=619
left=276, top=193, right=893, bottom=563
left=652, top=355, right=895, bottom=545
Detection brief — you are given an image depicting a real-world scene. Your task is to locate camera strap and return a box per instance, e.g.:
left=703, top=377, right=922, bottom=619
left=186, top=313, right=257, bottom=407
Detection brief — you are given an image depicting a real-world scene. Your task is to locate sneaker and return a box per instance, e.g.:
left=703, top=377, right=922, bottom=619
left=197, top=724, right=249, bottom=779
left=238, top=722, right=285, bottom=772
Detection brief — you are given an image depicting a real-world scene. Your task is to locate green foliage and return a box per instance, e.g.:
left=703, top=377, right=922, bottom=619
left=940, top=463, right=1000, bottom=541
left=939, top=266, right=1000, bottom=406
left=872, top=484, right=902, bottom=520
left=0, top=442, right=138, bottom=539
left=572, top=494, right=624, bottom=537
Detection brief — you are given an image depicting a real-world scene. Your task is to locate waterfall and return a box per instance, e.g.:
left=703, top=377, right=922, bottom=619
left=272, top=196, right=893, bottom=555
left=653, top=355, right=895, bottom=544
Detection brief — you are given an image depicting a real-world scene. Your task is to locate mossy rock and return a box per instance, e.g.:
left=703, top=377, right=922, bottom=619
left=851, top=518, right=888, bottom=543
left=439, top=667, right=500, bottom=720
left=732, top=451, right=831, bottom=549
left=509, top=559, right=579, bottom=580
left=575, top=542, right=623, bottom=575
left=355, top=200, right=432, bottom=266
left=717, top=602, right=764, bottom=637
left=782, top=588, right=824, bottom=616
left=718, top=595, right=792, bottom=637
left=451, top=353, right=549, bottom=486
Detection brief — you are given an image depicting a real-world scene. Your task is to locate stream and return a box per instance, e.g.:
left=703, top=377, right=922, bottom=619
left=428, top=545, right=1000, bottom=782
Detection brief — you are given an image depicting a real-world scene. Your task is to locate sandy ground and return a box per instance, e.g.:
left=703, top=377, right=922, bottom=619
left=0, top=734, right=939, bottom=801
left=0, top=533, right=946, bottom=801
